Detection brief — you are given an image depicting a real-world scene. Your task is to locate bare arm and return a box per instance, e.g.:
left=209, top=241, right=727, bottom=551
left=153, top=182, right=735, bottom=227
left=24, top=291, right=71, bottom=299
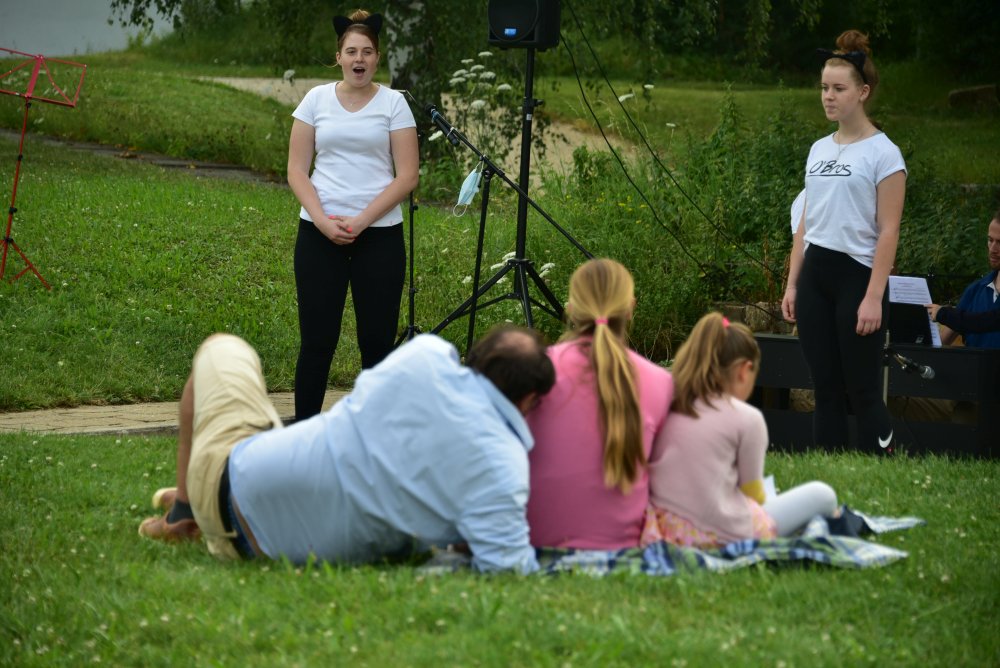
left=781, top=217, right=807, bottom=322
left=856, top=170, right=906, bottom=336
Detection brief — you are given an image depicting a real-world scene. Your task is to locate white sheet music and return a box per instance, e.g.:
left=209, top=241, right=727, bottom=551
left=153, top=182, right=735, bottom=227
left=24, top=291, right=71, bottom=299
left=763, top=475, right=777, bottom=504
left=888, top=276, right=931, bottom=305
left=888, top=276, right=942, bottom=347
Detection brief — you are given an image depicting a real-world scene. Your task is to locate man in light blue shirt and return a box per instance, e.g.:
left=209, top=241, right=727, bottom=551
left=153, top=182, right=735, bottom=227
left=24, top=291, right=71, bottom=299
left=138, top=326, right=555, bottom=574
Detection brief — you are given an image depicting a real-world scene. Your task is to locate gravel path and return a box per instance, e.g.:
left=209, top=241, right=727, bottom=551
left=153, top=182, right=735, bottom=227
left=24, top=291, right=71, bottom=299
left=208, top=76, right=626, bottom=171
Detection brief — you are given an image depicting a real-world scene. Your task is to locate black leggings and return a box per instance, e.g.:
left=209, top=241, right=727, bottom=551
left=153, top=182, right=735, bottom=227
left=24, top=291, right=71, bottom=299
left=795, top=245, right=891, bottom=450
left=293, top=219, right=405, bottom=420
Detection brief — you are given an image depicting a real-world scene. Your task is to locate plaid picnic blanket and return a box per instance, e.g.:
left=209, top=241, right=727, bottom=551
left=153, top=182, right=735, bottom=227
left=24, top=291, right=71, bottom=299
left=419, top=506, right=925, bottom=576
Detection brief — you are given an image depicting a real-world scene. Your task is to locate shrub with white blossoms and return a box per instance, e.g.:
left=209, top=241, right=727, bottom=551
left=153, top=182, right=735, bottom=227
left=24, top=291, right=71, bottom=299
left=438, top=50, right=539, bottom=172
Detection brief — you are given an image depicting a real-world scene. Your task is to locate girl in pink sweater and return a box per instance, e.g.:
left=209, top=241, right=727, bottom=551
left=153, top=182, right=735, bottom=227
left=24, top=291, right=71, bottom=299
left=527, top=259, right=674, bottom=549
left=643, top=312, right=838, bottom=548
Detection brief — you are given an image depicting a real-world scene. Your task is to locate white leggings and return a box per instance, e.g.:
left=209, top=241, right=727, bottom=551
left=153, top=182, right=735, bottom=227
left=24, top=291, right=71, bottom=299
left=762, top=481, right=839, bottom=536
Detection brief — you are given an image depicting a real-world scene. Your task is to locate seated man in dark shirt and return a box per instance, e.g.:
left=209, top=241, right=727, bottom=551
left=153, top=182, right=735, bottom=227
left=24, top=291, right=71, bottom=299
left=936, top=209, right=1000, bottom=348
left=927, top=303, right=1000, bottom=335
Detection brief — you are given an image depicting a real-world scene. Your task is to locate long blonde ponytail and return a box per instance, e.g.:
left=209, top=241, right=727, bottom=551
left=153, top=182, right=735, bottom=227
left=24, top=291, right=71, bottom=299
left=563, top=259, right=643, bottom=494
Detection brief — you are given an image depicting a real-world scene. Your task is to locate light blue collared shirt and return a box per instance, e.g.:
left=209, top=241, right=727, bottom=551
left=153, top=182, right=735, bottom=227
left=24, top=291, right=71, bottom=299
left=229, top=335, right=538, bottom=573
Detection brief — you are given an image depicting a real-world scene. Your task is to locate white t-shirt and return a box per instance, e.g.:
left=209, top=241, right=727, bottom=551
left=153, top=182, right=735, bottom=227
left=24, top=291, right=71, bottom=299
left=802, top=132, right=906, bottom=267
left=292, top=83, right=416, bottom=227
left=790, top=188, right=806, bottom=235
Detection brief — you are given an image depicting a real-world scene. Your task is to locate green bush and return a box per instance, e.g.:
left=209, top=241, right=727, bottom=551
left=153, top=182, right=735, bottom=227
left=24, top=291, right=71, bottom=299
left=544, top=87, right=998, bottom=359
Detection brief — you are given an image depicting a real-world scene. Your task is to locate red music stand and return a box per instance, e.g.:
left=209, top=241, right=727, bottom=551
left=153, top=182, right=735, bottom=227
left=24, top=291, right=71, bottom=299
left=0, top=47, right=87, bottom=289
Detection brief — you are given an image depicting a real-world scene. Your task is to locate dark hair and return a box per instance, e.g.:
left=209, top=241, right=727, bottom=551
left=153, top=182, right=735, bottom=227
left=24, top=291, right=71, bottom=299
left=825, top=29, right=879, bottom=100
left=338, top=8, right=380, bottom=52
left=466, top=325, right=555, bottom=405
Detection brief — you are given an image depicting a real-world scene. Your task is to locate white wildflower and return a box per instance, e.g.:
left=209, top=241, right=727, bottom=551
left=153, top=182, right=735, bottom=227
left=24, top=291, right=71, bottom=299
left=617, top=93, right=635, bottom=102
left=643, top=84, right=654, bottom=90
left=490, top=262, right=505, bottom=271
left=449, top=77, right=467, bottom=86
left=502, top=251, right=517, bottom=261
left=453, top=69, right=469, bottom=77
left=665, top=122, right=678, bottom=128
left=496, top=83, right=513, bottom=92
left=282, top=69, right=296, bottom=83
left=540, top=262, right=556, bottom=272
left=470, top=99, right=487, bottom=110
left=428, top=130, right=444, bottom=142
left=462, top=276, right=473, bottom=284
left=479, top=71, right=496, bottom=80
left=478, top=51, right=493, bottom=58
left=461, top=59, right=474, bottom=65
left=469, top=64, right=485, bottom=72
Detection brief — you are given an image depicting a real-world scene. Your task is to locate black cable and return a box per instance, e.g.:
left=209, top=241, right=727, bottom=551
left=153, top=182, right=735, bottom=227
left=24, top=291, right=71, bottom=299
left=563, top=1, right=782, bottom=281
left=559, top=1, right=786, bottom=320
left=558, top=30, right=705, bottom=271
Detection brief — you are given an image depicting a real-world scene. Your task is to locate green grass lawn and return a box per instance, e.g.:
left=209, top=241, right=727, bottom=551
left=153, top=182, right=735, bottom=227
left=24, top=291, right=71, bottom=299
left=0, top=131, right=581, bottom=410
left=2, top=433, right=997, bottom=666
left=1, top=31, right=998, bottom=668
left=538, top=70, right=1000, bottom=186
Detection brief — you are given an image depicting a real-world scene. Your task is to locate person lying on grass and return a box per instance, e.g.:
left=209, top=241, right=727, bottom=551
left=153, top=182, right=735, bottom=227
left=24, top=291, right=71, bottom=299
left=642, top=312, right=840, bottom=548
left=138, top=325, right=554, bottom=573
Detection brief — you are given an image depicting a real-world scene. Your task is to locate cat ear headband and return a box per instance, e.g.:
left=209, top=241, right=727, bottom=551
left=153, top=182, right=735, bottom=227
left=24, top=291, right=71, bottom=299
left=333, top=13, right=383, bottom=38
left=816, top=48, right=867, bottom=84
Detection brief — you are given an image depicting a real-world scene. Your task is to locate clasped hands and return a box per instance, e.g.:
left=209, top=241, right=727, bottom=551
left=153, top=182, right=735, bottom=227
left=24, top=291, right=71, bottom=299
left=326, top=214, right=361, bottom=245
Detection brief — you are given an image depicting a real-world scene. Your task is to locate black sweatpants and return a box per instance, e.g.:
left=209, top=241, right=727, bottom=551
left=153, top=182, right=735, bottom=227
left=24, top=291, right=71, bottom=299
left=293, top=219, right=405, bottom=420
left=794, top=244, right=891, bottom=450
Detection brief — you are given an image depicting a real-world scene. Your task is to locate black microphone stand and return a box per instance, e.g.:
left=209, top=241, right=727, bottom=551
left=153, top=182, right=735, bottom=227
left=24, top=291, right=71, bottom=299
left=429, top=47, right=592, bottom=353
left=395, top=186, right=421, bottom=345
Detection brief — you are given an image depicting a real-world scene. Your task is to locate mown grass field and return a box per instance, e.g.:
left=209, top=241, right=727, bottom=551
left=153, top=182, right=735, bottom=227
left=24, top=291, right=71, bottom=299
left=1, top=24, right=998, bottom=668
left=3, top=434, right=998, bottom=666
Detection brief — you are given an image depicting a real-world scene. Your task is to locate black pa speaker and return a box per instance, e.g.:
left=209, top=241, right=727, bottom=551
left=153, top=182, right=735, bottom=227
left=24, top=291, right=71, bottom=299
left=487, top=0, right=561, bottom=51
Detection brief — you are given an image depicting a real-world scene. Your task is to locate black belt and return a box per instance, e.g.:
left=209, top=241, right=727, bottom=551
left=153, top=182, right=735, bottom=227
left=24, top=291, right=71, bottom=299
left=218, top=457, right=255, bottom=559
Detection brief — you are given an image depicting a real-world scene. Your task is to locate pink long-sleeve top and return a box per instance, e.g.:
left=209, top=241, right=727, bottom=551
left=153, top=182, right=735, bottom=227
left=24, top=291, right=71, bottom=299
left=526, top=339, right=674, bottom=549
left=647, top=395, right=768, bottom=544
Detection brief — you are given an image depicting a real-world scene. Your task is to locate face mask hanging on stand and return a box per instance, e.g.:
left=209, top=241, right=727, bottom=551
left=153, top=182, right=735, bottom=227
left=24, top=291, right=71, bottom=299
left=453, top=159, right=484, bottom=216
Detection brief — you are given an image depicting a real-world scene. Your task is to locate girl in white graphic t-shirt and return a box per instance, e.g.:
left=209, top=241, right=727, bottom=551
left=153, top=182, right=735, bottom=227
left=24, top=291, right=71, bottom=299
left=780, top=29, right=906, bottom=453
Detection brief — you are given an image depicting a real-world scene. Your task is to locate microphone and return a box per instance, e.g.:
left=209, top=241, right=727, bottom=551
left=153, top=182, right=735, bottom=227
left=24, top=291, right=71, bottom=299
left=424, top=104, right=460, bottom=146
left=891, top=351, right=935, bottom=380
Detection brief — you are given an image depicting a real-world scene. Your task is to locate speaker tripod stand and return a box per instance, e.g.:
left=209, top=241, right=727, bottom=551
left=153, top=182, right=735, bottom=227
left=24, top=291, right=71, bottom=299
left=429, top=47, right=591, bottom=353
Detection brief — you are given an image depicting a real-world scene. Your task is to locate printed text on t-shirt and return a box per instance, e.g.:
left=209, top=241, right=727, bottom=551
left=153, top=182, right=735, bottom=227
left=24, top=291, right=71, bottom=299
left=807, top=159, right=852, bottom=177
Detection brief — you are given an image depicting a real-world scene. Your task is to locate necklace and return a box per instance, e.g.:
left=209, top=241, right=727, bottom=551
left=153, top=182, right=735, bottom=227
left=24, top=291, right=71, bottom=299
left=835, top=130, right=861, bottom=160
left=338, top=82, right=376, bottom=111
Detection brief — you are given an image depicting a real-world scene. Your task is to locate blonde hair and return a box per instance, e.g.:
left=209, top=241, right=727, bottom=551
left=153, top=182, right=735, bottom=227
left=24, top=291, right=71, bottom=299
left=563, top=259, right=643, bottom=494
left=671, top=312, right=760, bottom=417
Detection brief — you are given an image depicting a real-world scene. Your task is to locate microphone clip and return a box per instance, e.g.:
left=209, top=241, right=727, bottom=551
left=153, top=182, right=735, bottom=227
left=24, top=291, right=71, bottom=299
left=884, top=344, right=935, bottom=380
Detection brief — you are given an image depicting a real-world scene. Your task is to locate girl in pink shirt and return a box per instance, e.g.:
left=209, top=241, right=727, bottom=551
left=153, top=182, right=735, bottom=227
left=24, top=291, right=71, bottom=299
left=527, top=259, right=674, bottom=549
left=643, top=312, right=838, bottom=548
